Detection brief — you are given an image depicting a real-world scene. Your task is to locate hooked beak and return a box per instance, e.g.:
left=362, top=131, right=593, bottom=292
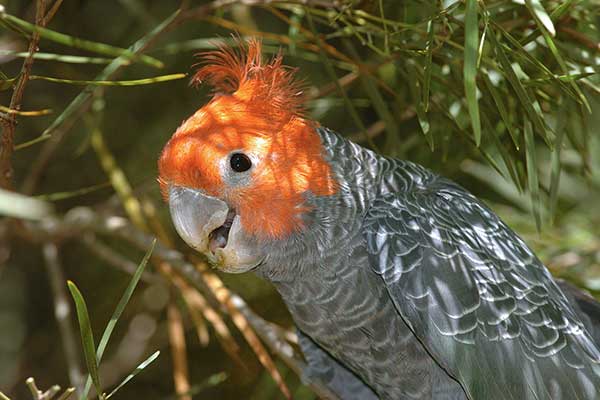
left=168, top=186, right=264, bottom=273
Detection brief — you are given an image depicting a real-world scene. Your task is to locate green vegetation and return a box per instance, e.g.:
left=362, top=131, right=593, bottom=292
left=0, top=1, right=598, bottom=399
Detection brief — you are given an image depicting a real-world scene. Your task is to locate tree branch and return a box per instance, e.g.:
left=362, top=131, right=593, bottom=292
left=19, top=207, right=338, bottom=399
left=0, top=1, right=52, bottom=189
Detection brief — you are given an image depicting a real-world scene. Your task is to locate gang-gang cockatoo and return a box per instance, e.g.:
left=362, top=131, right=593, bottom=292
left=158, top=38, right=600, bottom=400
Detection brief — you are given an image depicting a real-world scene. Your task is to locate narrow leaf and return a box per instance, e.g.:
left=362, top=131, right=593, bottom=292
left=551, top=0, right=577, bottom=20
left=548, top=107, right=567, bottom=223
left=524, top=72, right=596, bottom=85
left=526, top=7, right=590, bottom=111
left=482, top=74, right=520, bottom=150
left=81, top=240, right=156, bottom=400
left=105, top=351, right=160, bottom=399
left=0, top=12, right=163, bottom=68
left=408, top=65, right=434, bottom=150
left=0, top=50, right=114, bottom=64
left=524, top=0, right=555, bottom=37
left=14, top=8, right=180, bottom=150
left=416, top=103, right=433, bottom=151
left=29, top=73, right=186, bottom=86
left=67, top=281, right=102, bottom=398
left=423, top=19, right=435, bottom=112
left=481, top=113, right=523, bottom=192
left=342, top=39, right=399, bottom=153
left=495, top=24, right=576, bottom=101
left=489, top=28, right=554, bottom=148
left=36, top=182, right=111, bottom=202
left=178, top=372, right=228, bottom=399
left=305, top=12, right=377, bottom=153
left=0, top=76, right=17, bottom=91
left=0, top=104, right=52, bottom=116
left=523, top=119, right=541, bottom=231
left=464, top=0, right=481, bottom=146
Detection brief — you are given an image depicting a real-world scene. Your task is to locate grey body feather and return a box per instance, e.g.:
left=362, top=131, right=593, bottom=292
left=255, top=128, right=600, bottom=399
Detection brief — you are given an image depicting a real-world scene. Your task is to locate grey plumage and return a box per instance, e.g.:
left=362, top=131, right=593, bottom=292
left=255, top=127, right=600, bottom=399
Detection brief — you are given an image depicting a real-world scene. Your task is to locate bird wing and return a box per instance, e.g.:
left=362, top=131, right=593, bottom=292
left=363, top=177, right=600, bottom=400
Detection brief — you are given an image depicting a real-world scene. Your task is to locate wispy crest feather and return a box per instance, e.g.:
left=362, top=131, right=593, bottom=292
left=191, top=37, right=305, bottom=116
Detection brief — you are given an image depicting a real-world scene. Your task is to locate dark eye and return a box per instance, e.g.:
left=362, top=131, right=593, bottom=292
left=230, top=152, right=252, bottom=172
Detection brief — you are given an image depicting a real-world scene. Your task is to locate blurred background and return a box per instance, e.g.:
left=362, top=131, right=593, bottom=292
left=0, top=0, right=598, bottom=399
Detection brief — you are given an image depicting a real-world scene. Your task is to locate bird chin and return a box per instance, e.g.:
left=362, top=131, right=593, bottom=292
left=209, top=214, right=265, bottom=274
left=168, top=185, right=264, bottom=274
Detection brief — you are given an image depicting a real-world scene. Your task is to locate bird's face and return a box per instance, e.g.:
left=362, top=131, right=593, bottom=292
left=158, top=39, right=337, bottom=273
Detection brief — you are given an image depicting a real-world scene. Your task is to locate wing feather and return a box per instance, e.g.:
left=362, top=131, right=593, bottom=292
left=364, top=178, right=600, bottom=400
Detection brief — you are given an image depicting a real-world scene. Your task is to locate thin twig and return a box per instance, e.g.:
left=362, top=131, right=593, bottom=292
left=0, top=0, right=52, bottom=189
left=42, top=243, right=84, bottom=396
left=167, top=265, right=245, bottom=367
left=55, top=388, right=75, bottom=400
left=22, top=377, right=73, bottom=400
left=20, top=0, right=284, bottom=195
left=167, top=302, right=191, bottom=400
left=43, top=0, right=64, bottom=24
left=19, top=207, right=337, bottom=398
left=25, top=378, right=41, bottom=400
left=80, top=233, right=160, bottom=283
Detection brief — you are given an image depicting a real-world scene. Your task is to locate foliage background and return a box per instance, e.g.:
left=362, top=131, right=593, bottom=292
left=0, top=0, right=598, bottom=399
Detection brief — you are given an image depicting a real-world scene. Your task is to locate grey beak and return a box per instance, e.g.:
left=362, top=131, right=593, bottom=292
left=168, top=186, right=229, bottom=253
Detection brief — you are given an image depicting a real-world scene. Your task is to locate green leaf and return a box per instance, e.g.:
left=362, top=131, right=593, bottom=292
left=550, top=0, right=577, bottom=19
left=305, top=12, right=378, bottom=152
left=36, top=182, right=111, bottom=202
left=105, top=351, right=160, bottom=399
left=67, top=281, right=103, bottom=399
left=488, top=27, right=554, bottom=148
left=29, top=73, right=186, bottom=86
left=548, top=106, right=567, bottom=223
left=0, top=75, right=17, bottom=91
left=342, top=39, right=399, bottom=153
left=423, top=19, right=435, bottom=112
left=482, top=73, right=520, bottom=150
left=524, top=72, right=597, bottom=85
left=524, top=0, right=555, bottom=37
left=0, top=12, right=163, bottom=68
left=519, top=0, right=576, bottom=46
left=525, top=4, right=590, bottom=111
left=408, top=65, right=434, bottom=151
left=14, top=8, right=181, bottom=150
left=416, top=102, right=433, bottom=151
left=464, top=0, right=481, bottom=146
left=495, top=25, right=576, bottom=100
left=481, top=113, right=523, bottom=192
left=288, top=11, right=303, bottom=56
left=0, top=50, right=115, bottom=64
left=523, top=119, right=541, bottom=232
left=80, top=240, right=156, bottom=400
left=168, top=372, right=228, bottom=399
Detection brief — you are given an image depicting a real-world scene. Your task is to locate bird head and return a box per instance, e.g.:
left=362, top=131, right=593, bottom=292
left=158, top=38, right=338, bottom=273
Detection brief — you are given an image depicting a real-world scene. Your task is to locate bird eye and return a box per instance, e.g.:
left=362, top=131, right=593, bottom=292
left=230, top=152, right=252, bottom=172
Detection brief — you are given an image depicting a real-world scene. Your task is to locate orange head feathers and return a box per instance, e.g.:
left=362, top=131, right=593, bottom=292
left=158, top=38, right=338, bottom=240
